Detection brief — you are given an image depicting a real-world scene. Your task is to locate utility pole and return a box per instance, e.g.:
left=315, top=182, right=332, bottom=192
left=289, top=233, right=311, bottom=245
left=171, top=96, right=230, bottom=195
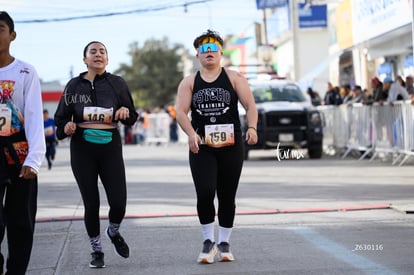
left=263, top=8, right=268, bottom=45
left=291, top=0, right=299, bottom=80
left=412, top=0, right=414, bottom=66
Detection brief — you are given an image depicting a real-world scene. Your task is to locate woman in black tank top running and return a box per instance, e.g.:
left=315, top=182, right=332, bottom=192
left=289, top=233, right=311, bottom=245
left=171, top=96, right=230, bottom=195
left=176, top=30, right=258, bottom=264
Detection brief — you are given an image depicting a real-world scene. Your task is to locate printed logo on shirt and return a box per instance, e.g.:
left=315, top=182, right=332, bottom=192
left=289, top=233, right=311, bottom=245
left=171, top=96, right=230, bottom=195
left=0, top=80, right=24, bottom=136
left=4, top=141, right=29, bottom=165
left=192, top=87, right=231, bottom=117
left=20, top=68, right=30, bottom=74
left=64, top=92, right=93, bottom=106
left=0, top=80, right=15, bottom=101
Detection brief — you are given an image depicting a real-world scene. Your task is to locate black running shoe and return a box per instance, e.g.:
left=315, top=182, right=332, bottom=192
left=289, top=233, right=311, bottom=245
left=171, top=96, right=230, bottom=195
left=106, top=227, right=130, bottom=258
left=217, top=242, right=235, bottom=262
left=89, top=251, right=105, bottom=268
left=197, top=239, right=217, bottom=264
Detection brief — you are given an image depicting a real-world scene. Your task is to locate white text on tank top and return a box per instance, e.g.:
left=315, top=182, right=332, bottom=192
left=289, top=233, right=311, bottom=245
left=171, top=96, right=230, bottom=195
left=193, top=87, right=235, bottom=147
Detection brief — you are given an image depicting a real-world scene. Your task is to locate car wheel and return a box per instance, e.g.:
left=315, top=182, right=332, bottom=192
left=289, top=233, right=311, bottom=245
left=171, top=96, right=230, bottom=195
left=308, top=144, right=323, bottom=159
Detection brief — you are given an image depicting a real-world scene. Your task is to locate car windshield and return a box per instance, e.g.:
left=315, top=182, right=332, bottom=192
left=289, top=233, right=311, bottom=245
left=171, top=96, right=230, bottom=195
left=251, top=84, right=306, bottom=103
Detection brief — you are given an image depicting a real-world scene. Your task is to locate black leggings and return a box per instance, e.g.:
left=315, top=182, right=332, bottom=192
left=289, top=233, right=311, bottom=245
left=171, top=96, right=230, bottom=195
left=0, top=168, right=37, bottom=275
left=70, top=129, right=126, bottom=238
left=189, top=143, right=244, bottom=228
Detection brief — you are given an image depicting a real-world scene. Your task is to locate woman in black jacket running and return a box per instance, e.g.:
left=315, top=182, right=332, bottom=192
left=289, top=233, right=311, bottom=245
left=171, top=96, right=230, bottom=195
left=54, top=41, right=138, bottom=269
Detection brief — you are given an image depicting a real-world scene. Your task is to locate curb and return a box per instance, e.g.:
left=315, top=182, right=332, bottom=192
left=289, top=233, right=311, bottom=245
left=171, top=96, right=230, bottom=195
left=35, top=204, right=392, bottom=223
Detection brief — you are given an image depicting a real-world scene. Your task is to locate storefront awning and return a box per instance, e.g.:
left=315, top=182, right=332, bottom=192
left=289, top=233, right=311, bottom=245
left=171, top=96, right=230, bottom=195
left=364, top=24, right=412, bottom=60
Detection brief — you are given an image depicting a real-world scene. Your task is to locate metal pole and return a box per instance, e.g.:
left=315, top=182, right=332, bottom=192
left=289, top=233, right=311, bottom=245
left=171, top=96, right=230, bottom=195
left=291, top=0, right=299, bottom=81
left=412, top=0, right=414, bottom=68
left=263, top=8, right=268, bottom=45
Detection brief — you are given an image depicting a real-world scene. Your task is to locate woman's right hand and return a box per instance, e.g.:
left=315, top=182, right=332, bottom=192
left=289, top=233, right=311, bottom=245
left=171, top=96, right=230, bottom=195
left=189, top=133, right=202, bottom=154
left=64, top=122, right=77, bottom=135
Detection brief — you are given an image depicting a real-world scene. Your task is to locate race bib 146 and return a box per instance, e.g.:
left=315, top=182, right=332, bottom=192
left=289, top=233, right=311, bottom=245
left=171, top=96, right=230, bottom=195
left=83, top=106, right=113, bottom=123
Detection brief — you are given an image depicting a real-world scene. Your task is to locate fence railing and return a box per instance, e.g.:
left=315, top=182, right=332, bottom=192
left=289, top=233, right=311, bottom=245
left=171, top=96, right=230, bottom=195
left=124, top=102, right=414, bottom=165
left=317, top=101, right=414, bottom=165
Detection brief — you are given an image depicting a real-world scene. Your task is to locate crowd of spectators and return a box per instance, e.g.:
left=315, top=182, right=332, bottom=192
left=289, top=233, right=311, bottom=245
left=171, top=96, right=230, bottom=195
left=123, top=105, right=178, bottom=145
left=307, top=75, right=414, bottom=107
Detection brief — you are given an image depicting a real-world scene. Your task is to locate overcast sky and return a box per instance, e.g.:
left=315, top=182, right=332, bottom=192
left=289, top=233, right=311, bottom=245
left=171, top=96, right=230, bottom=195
left=1, top=0, right=264, bottom=83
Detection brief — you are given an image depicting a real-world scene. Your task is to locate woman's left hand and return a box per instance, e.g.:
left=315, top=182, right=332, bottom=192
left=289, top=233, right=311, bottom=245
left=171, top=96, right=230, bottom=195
left=245, top=128, right=258, bottom=145
left=115, top=107, right=130, bottom=120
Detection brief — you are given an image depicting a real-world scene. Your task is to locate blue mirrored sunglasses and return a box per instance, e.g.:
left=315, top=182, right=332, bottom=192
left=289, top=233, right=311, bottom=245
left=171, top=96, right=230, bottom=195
left=198, top=43, right=220, bottom=53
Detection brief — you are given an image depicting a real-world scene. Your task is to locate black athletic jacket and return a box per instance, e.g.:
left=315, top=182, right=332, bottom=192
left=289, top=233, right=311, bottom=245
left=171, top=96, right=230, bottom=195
left=54, top=71, right=138, bottom=140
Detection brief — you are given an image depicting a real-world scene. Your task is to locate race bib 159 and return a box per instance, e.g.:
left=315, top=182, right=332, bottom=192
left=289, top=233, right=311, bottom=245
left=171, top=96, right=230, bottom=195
left=204, top=123, right=235, bottom=148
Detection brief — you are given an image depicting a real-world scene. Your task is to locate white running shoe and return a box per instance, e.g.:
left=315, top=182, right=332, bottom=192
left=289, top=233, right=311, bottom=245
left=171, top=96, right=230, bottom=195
left=217, top=242, right=235, bottom=262
left=197, top=239, right=217, bottom=264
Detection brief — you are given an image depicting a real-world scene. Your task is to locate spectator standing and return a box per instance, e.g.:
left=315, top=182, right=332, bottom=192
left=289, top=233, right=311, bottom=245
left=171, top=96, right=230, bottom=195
left=43, top=109, right=57, bottom=169
left=306, top=87, right=321, bottom=106
left=371, top=76, right=384, bottom=102
left=380, top=77, right=393, bottom=101
left=339, top=85, right=353, bottom=104
left=405, top=75, right=414, bottom=95
left=363, top=88, right=373, bottom=104
left=123, top=125, right=133, bottom=144
left=54, top=41, right=138, bottom=268
left=0, top=11, right=46, bottom=275
left=348, top=85, right=367, bottom=104
left=397, top=75, right=406, bottom=88
left=137, top=109, right=150, bottom=144
left=323, top=82, right=341, bottom=105
left=386, top=77, right=410, bottom=103
left=167, top=104, right=178, bottom=142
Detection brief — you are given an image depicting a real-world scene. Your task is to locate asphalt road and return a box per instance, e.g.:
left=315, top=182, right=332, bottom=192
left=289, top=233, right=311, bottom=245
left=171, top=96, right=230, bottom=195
left=16, top=142, right=414, bottom=274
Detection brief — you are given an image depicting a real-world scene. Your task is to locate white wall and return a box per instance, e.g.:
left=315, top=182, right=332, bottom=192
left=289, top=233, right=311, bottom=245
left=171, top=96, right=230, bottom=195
left=275, top=40, right=294, bottom=80
left=296, top=28, right=330, bottom=93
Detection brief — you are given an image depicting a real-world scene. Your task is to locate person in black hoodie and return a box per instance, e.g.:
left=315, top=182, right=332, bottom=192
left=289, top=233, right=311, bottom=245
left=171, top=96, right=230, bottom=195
left=323, top=82, right=342, bottom=105
left=54, top=41, right=138, bottom=269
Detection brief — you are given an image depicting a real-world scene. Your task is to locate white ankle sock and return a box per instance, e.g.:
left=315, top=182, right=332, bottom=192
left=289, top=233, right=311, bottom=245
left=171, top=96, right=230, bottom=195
left=201, top=222, right=215, bottom=242
left=218, top=226, right=232, bottom=244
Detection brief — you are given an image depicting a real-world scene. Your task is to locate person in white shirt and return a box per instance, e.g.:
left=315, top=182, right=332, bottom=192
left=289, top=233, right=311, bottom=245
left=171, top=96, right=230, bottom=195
left=0, top=11, right=46, bottom=275
left=384, top=77, right=410, bottom=103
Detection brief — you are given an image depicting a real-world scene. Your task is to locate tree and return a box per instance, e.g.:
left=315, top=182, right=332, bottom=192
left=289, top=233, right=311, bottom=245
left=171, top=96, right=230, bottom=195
left=114, top=37, right=185, bottom=109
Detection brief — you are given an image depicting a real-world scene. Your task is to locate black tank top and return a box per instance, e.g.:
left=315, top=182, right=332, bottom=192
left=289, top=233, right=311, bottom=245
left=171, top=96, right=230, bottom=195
left=191, top=68, right=241, bottom=141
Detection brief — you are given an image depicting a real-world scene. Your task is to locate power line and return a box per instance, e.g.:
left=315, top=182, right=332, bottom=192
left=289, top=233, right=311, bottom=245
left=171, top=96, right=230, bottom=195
left=15, top=0, right=212, bottom=23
